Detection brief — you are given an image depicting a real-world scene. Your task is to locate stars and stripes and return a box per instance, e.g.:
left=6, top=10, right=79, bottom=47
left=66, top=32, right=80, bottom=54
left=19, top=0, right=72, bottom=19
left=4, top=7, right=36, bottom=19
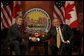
left=53, top=1, right=65, bottom=24
left=1, top=1, right=22, bottom=30
left=1, top=1, right=13, bottom=29
left=55, top=1, right=65, bottom=9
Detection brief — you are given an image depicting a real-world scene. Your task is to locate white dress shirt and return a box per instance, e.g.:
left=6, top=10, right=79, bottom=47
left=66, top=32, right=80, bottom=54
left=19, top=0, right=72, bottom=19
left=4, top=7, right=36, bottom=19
left=56, top=26, right=70, bottom=43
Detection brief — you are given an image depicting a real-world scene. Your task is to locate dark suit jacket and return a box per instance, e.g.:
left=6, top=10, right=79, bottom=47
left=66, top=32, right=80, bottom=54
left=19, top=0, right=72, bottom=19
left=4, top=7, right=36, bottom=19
left=7, top=23, right=29, bottom=44
left=40, top=24, right=74, bottom=45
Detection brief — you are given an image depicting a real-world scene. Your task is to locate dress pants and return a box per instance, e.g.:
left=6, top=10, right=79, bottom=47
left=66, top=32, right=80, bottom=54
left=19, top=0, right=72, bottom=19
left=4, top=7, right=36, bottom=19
left=49, top=43, right=58, bottom=55
left=60, top=43, right=72, bottom=55
left=11, top=40, right=28, bottom=55
left=49, top=42, right=72, bottom=55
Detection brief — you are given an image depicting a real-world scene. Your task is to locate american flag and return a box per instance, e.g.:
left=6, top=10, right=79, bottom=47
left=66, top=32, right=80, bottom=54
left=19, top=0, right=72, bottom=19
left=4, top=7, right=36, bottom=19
left=53, top=1, right=79, bottom=29
left=1, top=1, right=22, bottom=30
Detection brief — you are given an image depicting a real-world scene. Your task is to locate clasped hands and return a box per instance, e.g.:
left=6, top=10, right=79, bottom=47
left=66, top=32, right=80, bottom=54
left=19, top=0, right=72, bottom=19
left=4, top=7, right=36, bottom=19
left=30, top=37, right=38, bottom=42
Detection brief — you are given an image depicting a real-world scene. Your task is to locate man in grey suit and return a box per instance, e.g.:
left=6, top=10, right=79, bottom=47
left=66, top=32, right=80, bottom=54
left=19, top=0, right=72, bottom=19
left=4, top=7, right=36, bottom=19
left=34, top=18, right=74, bottom=55
left=7, top=16, right=30, bottom=55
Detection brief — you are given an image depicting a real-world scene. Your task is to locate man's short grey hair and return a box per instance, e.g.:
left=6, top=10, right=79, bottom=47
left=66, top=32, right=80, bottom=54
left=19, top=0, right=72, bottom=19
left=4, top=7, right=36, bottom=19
left=52, top=18, right=61, bottom=23
left=16, top=16, right=23, bottom=20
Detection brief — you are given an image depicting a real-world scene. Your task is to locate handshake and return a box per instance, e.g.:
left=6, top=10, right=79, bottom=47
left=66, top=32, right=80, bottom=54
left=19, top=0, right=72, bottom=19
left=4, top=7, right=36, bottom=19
left=29, top=37, right=40, bottom=42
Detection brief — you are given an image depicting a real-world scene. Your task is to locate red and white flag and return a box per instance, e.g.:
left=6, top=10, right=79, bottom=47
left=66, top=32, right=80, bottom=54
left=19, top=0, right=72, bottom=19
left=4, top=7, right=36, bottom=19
left=12, top=1, right=22, bottom=24
left=1, top=1, right=12, bottom=29
left=1, top=1, right=22, bottom=30
left=53, top=1, right=79, bottom=29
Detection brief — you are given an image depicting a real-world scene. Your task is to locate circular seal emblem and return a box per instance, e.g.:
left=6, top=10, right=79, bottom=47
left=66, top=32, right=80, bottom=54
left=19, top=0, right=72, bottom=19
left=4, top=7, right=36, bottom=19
left=24, top=8, right=51, bottom=34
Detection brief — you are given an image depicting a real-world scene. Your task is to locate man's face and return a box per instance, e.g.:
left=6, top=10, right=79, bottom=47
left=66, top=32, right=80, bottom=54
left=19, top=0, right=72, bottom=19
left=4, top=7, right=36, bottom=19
left=52, top=19, right=60, bottom=27
left=16, top=18, right=23, bottom=25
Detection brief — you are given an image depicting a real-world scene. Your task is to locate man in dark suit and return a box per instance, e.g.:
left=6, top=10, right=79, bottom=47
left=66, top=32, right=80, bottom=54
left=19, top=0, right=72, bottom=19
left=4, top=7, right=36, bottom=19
left=34, top=18, right=74, bottom=55
left=7, top=16, right=30, bottom=55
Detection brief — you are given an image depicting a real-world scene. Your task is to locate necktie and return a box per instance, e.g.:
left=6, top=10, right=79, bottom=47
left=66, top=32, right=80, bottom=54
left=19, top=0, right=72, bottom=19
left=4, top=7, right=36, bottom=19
left=57, top=28, right=61, bottom=48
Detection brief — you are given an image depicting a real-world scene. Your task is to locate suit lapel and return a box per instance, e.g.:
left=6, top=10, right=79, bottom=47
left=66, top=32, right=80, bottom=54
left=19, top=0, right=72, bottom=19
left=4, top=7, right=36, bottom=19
left=60, top=24, right=65, bottom=40
left=54, top=27, right=57, bottom=34
left=60, top=24, right=64, bottom=33
left=51, top=27, right=57, bottom=37
left=52, top=27, right=57, bottom=43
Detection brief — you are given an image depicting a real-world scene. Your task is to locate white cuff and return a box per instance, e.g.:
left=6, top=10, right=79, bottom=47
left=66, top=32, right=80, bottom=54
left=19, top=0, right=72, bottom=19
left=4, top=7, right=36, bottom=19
left=29, top=37, right=32, bottom=40
left=67, top=40, right=70, bottom=43
left=37, top=38, right=40, bottom=41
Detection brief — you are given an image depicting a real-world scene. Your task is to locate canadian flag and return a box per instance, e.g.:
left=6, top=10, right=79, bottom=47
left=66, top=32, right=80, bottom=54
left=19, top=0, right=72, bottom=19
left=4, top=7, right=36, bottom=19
left=53, top=1, right=79, bottom=29
left=64, top=1, right=79, bottom=29
left=12, top=1, right=22, bottom=24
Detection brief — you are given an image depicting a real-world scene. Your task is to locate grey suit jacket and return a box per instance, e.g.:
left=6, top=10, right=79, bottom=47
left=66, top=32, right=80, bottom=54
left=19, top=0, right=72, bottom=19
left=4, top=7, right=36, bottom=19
left=7, top=23, right=29, bottom=43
